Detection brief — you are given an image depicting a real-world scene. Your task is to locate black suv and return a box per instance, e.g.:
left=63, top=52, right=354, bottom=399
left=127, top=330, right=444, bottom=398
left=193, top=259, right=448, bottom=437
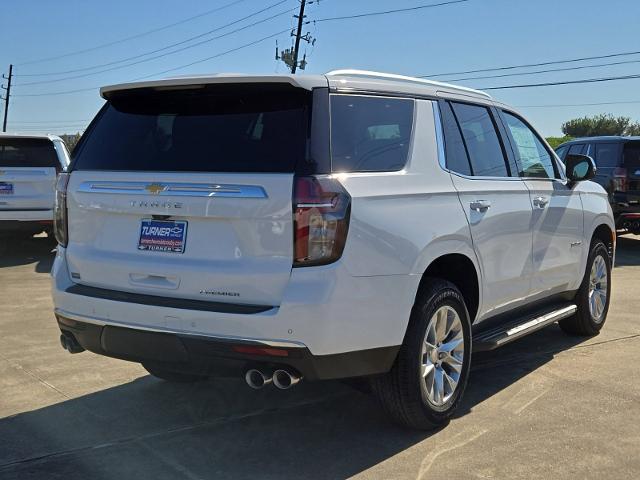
left=557, top=136, right=640, bottom=233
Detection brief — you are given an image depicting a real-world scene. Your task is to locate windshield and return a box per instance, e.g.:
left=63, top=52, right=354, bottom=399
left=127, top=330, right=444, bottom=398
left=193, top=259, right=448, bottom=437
left=0, top=138, right=59, bottom=168
left=73, top=84, right=311, bottom=173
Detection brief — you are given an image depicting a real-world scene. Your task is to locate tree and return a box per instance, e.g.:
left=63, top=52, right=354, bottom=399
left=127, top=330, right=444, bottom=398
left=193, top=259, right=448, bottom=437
left=626, top=122, right=640, bottom=136
left=561, top=114, right=631, bottom=137
left=545, top=136, right=573, bottom=149
left=59, top=133, right=82, bottom=153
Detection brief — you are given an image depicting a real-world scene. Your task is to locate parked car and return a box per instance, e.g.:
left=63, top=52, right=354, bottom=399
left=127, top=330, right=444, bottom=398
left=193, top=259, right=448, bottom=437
left=0, top=133, right=70, bottom=240
left=556, top=136, right=640, bottom=233
left=51, top=70, right=615, bottom=430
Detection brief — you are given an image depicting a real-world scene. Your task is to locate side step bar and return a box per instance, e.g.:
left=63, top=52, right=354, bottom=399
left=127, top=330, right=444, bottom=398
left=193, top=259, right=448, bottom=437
left=473, top=304, right=577, bottom=352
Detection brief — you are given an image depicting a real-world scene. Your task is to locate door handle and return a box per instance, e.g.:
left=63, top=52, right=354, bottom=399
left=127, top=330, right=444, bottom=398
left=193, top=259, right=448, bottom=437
left=533, top=196, right=549, bottom=208
left=470, top=200, right=491, bottom=212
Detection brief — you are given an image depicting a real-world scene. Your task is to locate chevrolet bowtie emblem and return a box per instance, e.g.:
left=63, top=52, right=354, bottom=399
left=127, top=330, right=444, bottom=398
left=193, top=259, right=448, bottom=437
left=145, top=183, right=167, bottom=195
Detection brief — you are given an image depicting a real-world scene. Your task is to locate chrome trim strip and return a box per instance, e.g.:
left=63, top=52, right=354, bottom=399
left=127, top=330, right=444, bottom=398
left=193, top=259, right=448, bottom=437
left=0, top=169, right=51, bottom=176
left=77, top=181, right=268, bottom=198
left=55, top=308, right=307, bottom=349
left=496, top=305, right=577, bottom=347
left=432, top=101, right=447, bottom=170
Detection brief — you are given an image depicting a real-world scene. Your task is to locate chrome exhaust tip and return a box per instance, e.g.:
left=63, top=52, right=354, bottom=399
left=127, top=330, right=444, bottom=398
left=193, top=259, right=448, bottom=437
left=245, top=369, right=272, bottom=389
left=272, top=369, right=301, bottom=390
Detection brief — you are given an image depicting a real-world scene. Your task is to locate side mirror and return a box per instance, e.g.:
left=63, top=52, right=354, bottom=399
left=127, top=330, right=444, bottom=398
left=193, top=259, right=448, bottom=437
left=565, top=154, right=596, bottom=184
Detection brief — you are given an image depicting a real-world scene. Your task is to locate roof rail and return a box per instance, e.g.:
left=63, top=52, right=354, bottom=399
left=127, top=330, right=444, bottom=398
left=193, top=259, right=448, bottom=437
left=325, top=69, right=491, bottom=99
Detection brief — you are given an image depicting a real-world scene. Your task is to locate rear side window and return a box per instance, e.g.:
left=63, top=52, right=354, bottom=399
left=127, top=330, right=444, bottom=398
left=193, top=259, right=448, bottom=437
left=0, top=138, right=59, bottom=169
left=440, top=102, right=472, bottom=176
left=594, top=143, right=621, bottom=168
left=568, top=144, right=586, bottom=155
left=330, top=95, right=414, bottom=172
left=502, top=111, right=557, bottom=179
left=450, top=102, right=509, bottom=177
left=623, top=141, right=640, bottom=171
left=73, top=85, right=311, bottom=172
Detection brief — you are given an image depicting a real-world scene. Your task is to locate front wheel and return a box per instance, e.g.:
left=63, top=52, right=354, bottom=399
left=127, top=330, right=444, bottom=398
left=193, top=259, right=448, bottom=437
left=560, top=240, right=612, bottom=336
left=372, top=278, right=472, bottom=430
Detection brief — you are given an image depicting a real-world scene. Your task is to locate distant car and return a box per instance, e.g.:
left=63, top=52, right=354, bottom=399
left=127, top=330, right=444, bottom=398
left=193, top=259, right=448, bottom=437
left=0, top=133, right=70, bottom=240
left=52, top=70, right=614, bottom=430
left=556, top=136, right=640, bottom=234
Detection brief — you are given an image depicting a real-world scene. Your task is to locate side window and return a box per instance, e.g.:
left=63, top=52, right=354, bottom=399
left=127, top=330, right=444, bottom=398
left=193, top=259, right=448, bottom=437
left=568, top=144, right=586, bottom=156
left=555, top=145, right=568, bottom=161
left=439, top=102, right=472, bottom=175
left=450, top=102, right=509, bottom=177
left=502, top=111, right=557, bottom=179
left=594, top=143, right=621, bottom=168
left=330, top=95, right=414, bottom=172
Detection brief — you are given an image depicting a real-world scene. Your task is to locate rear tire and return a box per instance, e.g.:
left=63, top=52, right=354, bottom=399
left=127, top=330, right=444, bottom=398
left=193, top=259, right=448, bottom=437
left=372, top=278, right=472, bottom=430
left=143, top=363, right=209, bottom=383
left=560, top=240, right=611, bottom=336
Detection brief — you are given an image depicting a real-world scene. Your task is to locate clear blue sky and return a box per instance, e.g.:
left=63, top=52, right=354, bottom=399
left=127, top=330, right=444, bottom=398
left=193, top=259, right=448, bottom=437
left=1, top=0, right=639, bottom=137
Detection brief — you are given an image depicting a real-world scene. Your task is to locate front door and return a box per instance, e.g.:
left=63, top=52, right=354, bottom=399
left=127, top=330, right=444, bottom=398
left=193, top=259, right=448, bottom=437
left=499, top=110, right=584, bottom=296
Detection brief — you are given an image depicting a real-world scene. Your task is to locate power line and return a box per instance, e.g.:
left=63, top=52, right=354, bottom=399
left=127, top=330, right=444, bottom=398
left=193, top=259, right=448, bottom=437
left=516, top=100, right=640, bottom=108
left=16, top=0, right=249, bottom=66
left=14, top=0, right=290, bottom=80
left=14, top=28, right=290, bottom=96
left=10, top=119, right=90, bottom=124
left=443, top=58, right=640, bottom=82
left=421, top=49, right=640, bottom=78
left=314, top=0, right=470, bottom=23
left=480, top=73, right=640, bottom=90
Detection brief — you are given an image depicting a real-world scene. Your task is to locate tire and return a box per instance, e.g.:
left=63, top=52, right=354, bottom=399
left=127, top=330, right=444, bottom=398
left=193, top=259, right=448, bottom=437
left=143, top=363, right=209, bottom=383
left=559, top=240, right=612, bottom=336
left=371, top=278, right=472, bottom=430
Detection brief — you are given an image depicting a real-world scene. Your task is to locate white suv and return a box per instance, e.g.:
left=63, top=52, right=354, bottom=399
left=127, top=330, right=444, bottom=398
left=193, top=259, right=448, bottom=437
left=51, top=71, right=615, bottom=429
left=0, top=133, right=70, bottom=241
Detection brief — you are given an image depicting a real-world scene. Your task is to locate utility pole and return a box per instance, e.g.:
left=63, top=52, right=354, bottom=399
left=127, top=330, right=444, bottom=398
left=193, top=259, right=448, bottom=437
left=291, top=0, right=306, bottom=74
left=1, top=64, right=13, bottom=133
left=276, top=0, right=317, bottom=73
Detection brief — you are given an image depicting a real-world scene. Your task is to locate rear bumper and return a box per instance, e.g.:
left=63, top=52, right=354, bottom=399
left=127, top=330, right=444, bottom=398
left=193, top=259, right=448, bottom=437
left=55, top=312, right=399, bottom=380
left=51, top=247, right=417, bottom=379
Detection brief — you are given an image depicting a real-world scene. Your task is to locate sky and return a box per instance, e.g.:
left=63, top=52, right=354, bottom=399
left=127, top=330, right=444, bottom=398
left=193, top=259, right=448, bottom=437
left=1, top=0, right=639, bottom=137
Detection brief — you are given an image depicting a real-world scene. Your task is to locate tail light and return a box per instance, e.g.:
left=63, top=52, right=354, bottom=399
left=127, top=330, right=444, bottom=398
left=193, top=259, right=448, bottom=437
left=54, top=173, right=69, bottom=247
left=293, top=176, right=351, bottom=267
left=613, top=167, right=628, bottom=192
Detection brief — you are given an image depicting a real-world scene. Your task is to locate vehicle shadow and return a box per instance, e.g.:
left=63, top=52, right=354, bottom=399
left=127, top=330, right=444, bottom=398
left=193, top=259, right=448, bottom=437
left=614, top=234, right=640, bottom=267
left=0, top=325, right=587, bottom=480
left=0, top=235, right=56, bottom=272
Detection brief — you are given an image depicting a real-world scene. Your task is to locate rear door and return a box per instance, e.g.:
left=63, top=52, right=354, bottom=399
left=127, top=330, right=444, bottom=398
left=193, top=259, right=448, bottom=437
left=0, top=137, right=59, bottom=213
left=499, top=110, right=584, bottom=295
left=439, top=101, right=534, bottom=318
left=621, top=141, right=640, bottom=202
left=65, top=84, right=314, bottom=307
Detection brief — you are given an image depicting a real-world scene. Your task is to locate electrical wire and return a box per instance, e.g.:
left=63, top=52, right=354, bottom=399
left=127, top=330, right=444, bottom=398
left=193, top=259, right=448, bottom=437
left=480, top=73, right=640, bottom=90
left=421, top=49, right=640, bottom=78
left=516, top=100, right=640, bottom=108
left=314, top=0, right=470, bottom=23
left=13, top=1, right=291, bottom=82
left=16, top=0, right=250, bottom=66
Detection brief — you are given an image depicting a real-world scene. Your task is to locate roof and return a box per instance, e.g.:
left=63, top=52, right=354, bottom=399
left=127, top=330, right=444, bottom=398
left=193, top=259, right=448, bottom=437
left=559, top=136, right=640, bottom=146
left=0, top=132, right=62, bottom=142
left=100, top=70, right=492, bottom=102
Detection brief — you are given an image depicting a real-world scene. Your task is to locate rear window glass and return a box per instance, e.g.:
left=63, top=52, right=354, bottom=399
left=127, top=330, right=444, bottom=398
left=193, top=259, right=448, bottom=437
left=594, top=143, right=621, bottom=168
left=73, top=85, right=311, bottom=172
left=0, top=138, right=59, bottom=168
left=622, top=142, right=640, bottom=170
left=330, top=95, right=414, bottom=172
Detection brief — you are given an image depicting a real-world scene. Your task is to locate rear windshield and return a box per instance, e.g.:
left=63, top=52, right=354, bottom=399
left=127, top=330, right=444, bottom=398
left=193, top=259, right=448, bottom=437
left=0, top=138, right=59, bottom=168
left=330, top=95, right=415, bottom=172
left=73, top=84, right=311, bottom=173
left=623, top=141, right=640, bottom=170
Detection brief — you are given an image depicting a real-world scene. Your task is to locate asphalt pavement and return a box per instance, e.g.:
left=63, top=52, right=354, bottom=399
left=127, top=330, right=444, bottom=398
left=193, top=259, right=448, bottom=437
left=1, top=234, right=639, bottom=479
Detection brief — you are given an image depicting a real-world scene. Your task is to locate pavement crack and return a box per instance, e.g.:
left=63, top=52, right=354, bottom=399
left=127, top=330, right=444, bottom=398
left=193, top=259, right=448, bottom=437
left=0, top=354, right=71, bottom=400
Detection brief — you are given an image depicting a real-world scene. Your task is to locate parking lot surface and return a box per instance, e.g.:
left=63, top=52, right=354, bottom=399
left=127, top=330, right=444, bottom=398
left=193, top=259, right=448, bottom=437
left=1, top=235, right=639, bottom=479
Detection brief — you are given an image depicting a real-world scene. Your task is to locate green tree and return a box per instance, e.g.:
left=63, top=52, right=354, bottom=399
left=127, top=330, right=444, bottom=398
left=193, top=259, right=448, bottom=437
left=561, top=114, right=631, bottom=137
left=626, top=122, right=640, bottom=136
left=59, top=133, right=82, bottom=153
left=545, top=135, right=573, bottom=149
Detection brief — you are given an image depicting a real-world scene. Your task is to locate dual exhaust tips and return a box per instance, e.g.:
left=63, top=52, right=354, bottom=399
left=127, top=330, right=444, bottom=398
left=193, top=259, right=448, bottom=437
left=245, top=368, right=301, bottom=390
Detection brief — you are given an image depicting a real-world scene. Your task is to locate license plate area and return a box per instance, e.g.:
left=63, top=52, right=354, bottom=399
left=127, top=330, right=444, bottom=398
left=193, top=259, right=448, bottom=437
left=0, top=183, right=14, bottom=195
left=138, top=219, right=187, bottom=253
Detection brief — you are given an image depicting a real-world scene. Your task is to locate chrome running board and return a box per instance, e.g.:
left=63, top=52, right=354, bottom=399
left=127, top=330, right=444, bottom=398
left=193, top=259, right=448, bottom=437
left=473, top=303, right=577, bottom=352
